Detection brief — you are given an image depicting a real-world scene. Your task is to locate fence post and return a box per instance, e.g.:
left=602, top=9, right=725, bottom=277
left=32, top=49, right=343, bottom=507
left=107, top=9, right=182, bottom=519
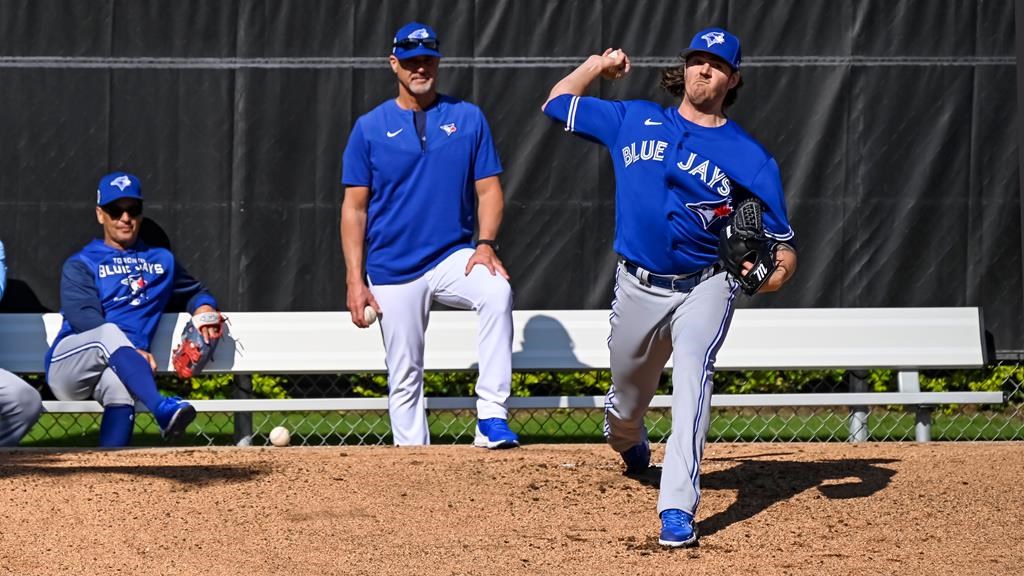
left=848, top=370, right=869, bottom=442
left=233, top=374, right=253, bottom=446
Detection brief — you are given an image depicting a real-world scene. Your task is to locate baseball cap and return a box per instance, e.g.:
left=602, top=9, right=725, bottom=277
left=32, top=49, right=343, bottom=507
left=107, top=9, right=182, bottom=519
left=680, top=27, right=741, bottom=70
left=392, top=22, right=442, bottom=60
left=97, top=171, right=143, bottom=206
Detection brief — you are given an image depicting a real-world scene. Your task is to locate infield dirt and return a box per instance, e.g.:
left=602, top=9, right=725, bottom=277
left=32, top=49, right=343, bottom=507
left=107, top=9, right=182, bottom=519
left=1, top=443, right=1021, bottom=575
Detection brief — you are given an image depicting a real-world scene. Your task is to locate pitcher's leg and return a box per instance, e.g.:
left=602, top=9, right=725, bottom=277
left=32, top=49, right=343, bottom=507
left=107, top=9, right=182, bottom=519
left=370, top=277, right=433, bottom=446
left=605, top=264, right=682, bottom=453
left=658, top=273, right=738, bottom=515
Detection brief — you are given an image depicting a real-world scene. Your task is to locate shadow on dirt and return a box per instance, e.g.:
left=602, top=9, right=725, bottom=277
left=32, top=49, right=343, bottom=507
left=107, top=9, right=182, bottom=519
left=626, top=456, right=898, bottom=537
left=0, top=450, right=268, bottom=486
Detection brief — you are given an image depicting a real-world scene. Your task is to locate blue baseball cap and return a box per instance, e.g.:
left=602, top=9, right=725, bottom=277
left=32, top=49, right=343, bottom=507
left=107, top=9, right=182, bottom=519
left=392, top=22, right=442, bottom=60
left=680, top=27, right=741, bottom=70
left=97, top=171, right=143, bottom=206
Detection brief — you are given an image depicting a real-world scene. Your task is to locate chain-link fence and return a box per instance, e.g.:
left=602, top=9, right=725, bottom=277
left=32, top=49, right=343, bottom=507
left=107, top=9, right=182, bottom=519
left=21, top=357, right=1024, bottom=447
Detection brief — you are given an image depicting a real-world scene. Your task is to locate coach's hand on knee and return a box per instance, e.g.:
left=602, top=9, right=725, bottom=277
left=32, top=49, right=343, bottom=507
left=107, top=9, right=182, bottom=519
left=465, top=245, right=510, bottom=280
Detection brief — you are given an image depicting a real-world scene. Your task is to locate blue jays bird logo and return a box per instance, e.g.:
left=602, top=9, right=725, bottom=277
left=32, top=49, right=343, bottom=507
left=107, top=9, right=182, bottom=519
left=440, top=123, right=457, bottom=136
left=685, top=199, right=733, bottom=230
left=409, top=28, right=430, bottom=39
left=110, top=175, right=133, bottom=191
left=120, top=274, right=148, bottom=306
left=701, top=31, right=726, bottom=47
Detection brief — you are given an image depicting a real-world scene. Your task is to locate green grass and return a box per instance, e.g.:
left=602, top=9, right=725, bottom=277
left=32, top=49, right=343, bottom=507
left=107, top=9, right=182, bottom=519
left=19, top=407, right=1024, bottom=447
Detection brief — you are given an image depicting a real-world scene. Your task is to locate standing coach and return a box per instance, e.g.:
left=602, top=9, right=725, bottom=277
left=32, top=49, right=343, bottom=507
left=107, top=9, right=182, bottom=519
left=340, top=22, right=519, bottom=448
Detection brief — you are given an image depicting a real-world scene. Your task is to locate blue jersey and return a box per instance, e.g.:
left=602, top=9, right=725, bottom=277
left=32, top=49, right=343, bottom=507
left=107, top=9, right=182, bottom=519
left=544, top=95, right=795, bottom=275
left=342, top=95, right=503, bottom=285
left=47, top=239, right=217, bottom=360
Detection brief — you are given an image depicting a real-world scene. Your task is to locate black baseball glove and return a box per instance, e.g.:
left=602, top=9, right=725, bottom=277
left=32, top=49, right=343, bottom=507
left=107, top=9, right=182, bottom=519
left=718, top=197, right=777, bottom=295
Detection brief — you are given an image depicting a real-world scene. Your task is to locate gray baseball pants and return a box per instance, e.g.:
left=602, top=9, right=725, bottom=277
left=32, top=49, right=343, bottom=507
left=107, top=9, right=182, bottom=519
left=0, top=369, right=43, bottom=446
left=604, top=262, right=738, bottom=515
left=47, top=323, right=136, bottom=406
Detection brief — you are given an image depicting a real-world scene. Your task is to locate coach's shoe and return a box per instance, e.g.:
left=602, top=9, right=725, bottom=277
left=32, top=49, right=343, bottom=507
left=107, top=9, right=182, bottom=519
left=154, top=396, right=197, bottom=440
left=659, top=509, right=698, bottom=548
left=620, top=440, right=651, bottom=474
left=474, top=418, right=520, bottom=449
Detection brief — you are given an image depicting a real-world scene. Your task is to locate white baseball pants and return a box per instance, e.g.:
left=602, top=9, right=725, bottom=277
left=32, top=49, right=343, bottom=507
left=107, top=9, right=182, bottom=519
left=370, top=248, right=513, bottom=446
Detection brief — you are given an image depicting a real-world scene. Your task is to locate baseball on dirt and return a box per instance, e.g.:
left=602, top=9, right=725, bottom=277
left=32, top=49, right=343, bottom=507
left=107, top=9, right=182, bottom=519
left=363, top=305, right=378, bottom=325
left=269, top=426, right=291, bottom=447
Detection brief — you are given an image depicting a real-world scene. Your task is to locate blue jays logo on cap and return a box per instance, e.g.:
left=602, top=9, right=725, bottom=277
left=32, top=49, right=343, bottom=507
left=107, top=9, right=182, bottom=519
left=97, top=171, right=143, bottom=206
left=681, top=27, right=741, bottom=70
left=392, top=21, right=442, bottom=60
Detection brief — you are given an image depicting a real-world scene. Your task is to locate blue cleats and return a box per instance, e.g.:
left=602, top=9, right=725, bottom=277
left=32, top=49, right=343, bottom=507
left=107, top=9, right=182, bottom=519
left=659, top=509, right=698, bottom=548
left=620, top=440, right=651, bottom=474
left=473, top=418, right=520, bottom=449
left=154, top=396, right=196, bottom=439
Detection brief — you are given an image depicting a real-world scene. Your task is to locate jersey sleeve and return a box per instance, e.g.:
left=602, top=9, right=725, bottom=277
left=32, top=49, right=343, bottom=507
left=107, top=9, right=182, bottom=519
left=543, top=94, right=627, bottom=147
left=341, top=118, right=372, bottom=188
left=750, top=158, right=796, bottom=245
left=473, top=110, right=503, bottom=180
left=60, top=257, right=106, bottom=333
left=172, top=262, right=218, bottom=313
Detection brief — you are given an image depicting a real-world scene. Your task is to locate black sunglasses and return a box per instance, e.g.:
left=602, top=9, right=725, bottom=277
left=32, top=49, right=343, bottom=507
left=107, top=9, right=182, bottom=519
left=103, top=203, right=143, bottom=219
left=393, top=38, right=439, bottom=51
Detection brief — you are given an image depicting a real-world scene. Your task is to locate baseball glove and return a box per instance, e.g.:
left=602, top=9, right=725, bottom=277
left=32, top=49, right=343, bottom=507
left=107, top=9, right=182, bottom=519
left=172, top=311, right=226, bottom=379
left=718, top=197, right=778, bottom=295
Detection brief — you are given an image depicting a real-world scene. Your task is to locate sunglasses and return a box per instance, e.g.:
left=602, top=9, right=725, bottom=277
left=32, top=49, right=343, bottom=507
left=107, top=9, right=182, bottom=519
left=103, top=203, right=143, bottom=219
left=393, top=38, right=440, bottom=51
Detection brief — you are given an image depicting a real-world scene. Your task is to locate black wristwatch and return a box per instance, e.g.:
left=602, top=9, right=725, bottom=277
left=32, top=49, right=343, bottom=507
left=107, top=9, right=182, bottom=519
left=477, top=239, right=499, bottom=251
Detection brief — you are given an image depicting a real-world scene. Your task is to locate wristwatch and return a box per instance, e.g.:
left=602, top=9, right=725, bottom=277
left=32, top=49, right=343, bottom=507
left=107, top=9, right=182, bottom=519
left=477, top=239, right=499, bottom=251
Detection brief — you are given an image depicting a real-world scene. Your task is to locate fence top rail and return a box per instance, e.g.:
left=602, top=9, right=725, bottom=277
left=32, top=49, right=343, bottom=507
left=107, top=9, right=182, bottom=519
left=1, top=307, right=985, bottom=374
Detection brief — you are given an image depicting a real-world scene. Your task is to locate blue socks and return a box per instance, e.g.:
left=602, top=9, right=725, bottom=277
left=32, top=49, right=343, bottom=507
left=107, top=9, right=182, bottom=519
left=99, top=404, right=134, bottom=447
left=108, top=347, right=164, bottom=412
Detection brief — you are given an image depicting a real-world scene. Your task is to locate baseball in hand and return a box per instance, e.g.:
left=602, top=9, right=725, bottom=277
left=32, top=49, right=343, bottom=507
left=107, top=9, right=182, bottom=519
left=269, top=426, right=291, bottom=447
left=608, top=49, right=621, bottom=59
left=363, top=305, right=378, bottom=325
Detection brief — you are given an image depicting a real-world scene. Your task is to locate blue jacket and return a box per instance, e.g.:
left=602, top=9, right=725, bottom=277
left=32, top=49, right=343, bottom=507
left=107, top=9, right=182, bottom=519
left=47, top=239, right=217, bottom=363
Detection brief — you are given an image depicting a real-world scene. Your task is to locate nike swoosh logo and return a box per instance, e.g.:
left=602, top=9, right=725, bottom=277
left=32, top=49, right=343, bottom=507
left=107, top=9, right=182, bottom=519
left=113, top=296, right=129, bottom=302
left=386, top=129, right=403, bottom=138
left=644, top=118, right=662, bottom=126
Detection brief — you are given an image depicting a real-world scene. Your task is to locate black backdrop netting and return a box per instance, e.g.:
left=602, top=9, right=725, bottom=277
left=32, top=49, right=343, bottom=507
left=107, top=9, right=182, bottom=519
left=0, top=0, right=1020, bottom=351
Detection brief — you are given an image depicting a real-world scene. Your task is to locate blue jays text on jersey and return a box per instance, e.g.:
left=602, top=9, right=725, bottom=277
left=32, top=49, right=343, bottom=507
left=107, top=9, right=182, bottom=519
left=544, top=95, right=794, bottom=275
left=47, top=239, right=217, bottom=364
left=341, top=94, right=503, bottom=285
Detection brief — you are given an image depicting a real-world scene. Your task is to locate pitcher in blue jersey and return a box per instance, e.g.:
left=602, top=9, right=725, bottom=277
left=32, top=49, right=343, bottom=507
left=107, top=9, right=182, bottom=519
left=46, top=172, right=223, bottom=446
left=543, top=28, right=798, bottom=547
left=341, top=22, right=518, bottom=448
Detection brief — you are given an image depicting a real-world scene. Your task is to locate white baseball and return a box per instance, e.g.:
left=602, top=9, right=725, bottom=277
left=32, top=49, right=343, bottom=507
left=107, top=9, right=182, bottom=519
left=609, top=49, right=620, bottom=58
left=363, top=305, right=378, bottom=325
left=269, top=426, right=291, bottom=447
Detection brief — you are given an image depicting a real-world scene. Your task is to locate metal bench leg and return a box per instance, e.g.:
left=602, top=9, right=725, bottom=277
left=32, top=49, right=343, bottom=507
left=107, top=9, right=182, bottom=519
left=915, top=406, right=933, bottom=442
left=234, top=374, right=254, bottom=446
left=848, top=370, right=869, bottom=442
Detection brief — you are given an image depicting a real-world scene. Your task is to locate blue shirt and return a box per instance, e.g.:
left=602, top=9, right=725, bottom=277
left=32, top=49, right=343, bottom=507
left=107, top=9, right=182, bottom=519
left=47, top=239, right=217, bottom=361
left=342, top=95, right=503, bottom=284
left=0, top=239, right=6, bottom=302
left=545, top=95, right=795, bottom=275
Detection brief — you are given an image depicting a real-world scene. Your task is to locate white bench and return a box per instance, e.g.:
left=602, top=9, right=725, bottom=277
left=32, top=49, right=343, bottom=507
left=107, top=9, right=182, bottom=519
left=0, top=308, right=1000, bottom=442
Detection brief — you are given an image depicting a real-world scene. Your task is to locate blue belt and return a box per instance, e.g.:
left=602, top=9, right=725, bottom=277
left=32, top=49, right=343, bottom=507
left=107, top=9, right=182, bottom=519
left=622, top=260, right=721, bottom=293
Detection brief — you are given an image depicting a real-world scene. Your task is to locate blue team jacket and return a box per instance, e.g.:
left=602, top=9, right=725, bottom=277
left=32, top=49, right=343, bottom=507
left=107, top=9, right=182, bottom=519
left=46, top=239, right=217, bottom=364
